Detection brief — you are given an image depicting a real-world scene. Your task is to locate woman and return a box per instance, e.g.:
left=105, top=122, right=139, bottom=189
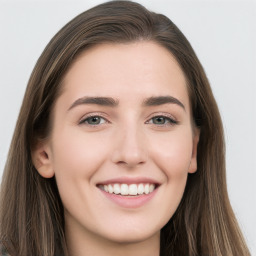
left=0, top=1, right=250, bottom=255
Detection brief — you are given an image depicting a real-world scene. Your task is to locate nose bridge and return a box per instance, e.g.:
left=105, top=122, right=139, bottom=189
left=111, top=115, right=147, bottom=167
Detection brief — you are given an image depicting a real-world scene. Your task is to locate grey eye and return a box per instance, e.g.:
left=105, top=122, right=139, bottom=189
left=148, top=116, right=177, bottom=126
left=84, top=116, right=104, bottom=125
left=152, top=116, right=166, bottom=124
left=87, top=117, right=100, bottom=124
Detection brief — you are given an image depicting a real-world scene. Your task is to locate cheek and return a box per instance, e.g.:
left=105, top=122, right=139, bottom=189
left=149, top=129, right=193, bottom=212
left=51, top=128, right=108, bottom=176
left=150, top=129, right=193, bottom=178
left=50, top=128, right=112, bottom=219
left=50, top=127, right=111, bottom=201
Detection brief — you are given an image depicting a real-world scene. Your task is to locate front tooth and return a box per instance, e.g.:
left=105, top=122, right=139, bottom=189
left=108, top=184, right=114, bottom=194
left=121, top=184, right=129, bottom=195
left=137, top=184, right=144, bottom=195
left=129, top=184, right=137, bottom=195
left=149, top=184, right=155, bottom=193
left=104, top=185, right=108, bottom=192
left=113, top=184, right=121, bottom=194
left=144, top=184, right=150, bottom=194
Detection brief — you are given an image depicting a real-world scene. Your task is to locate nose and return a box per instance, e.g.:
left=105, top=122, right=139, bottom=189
left=111, top=125, right=147, bottom=168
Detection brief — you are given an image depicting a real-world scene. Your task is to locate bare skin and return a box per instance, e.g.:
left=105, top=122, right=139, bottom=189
left=32, top=41, right=199, bottom=256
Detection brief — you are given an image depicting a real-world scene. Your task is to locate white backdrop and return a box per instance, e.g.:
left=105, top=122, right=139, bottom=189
left=0, top=0, right=255, bottom=254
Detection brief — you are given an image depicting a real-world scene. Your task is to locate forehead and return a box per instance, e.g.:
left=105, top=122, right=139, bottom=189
left=60, top=41, right=189, bottom=109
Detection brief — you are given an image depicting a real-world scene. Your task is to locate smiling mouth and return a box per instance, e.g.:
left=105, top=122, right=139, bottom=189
left=97, top=183, right=157, bottom=196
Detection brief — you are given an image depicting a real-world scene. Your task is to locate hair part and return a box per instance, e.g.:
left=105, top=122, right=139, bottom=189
left=0, top=1, right=250, bottom=255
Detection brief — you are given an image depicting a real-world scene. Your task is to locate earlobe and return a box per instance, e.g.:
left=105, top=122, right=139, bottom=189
left=188, top=128, right=200, bottom=173
left=31, top=141, right=55, bottom=178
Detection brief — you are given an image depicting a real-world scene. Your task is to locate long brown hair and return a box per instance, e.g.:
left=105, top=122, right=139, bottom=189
left=0, top=1, right=250, bottom=255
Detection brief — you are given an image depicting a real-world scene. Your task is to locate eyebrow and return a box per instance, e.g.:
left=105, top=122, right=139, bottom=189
left=143, top=96, right=185, bottom=110
left=68, top=96, right=119, bottom=110
left=68, top=95, right=185, bottom=111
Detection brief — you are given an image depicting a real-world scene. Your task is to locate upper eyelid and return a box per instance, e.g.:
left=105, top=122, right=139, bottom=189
left=79, top=112, right=109, bottom=123
left=146, top=112, right=177, bottom=121
left=82, top=111, right=108, bottom=117
left=145, top=116, right=178, bottom=126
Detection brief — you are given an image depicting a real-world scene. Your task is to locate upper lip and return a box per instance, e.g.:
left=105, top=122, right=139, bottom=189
left=96, top=176, right=161, bottom=186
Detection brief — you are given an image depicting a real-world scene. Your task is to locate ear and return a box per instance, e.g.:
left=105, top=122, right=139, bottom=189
left=31, top=140, right=54, bottom=178
left=188, top=128, right=200, bottom=173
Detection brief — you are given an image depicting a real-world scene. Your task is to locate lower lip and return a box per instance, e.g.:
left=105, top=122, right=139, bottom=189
left=98, top=187, right=158, bottom=208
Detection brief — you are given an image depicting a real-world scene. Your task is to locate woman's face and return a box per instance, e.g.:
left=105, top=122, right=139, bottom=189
left=35, top=42, right=199, bottom=245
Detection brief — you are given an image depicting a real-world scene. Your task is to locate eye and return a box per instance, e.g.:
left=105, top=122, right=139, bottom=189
left=147, top=115, right=178, bottom=126
left=79, top=115, right=108, bottom=126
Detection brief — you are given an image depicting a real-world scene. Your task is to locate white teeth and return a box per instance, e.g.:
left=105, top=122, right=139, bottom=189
left=121, top=184, right=129, bottom=195
left=129, top=184, right=137, bottom=195
left=144, top=184, right=149, bottom=194
left=149, top=184, right=155, bottom=193
left=108, top=184, right=114, bottom=194
left=113, top=184, right=121, bottom=194
left=137, top=183, right=144, bottom=194
left=100, top=183, right=156, bottom=196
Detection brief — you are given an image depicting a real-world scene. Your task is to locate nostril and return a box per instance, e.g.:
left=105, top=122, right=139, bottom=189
left=111, top=140, right=148, bottom=167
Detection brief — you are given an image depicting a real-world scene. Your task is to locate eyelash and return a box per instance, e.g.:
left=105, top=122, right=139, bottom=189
left=147, top=115, right=178, bottom=126
left=79, top=114, right=108, bottom=126
left=79, top=113, right=178, bottom=127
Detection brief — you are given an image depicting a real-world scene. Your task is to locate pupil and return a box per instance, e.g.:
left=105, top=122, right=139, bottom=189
left=90, top=117, right=100, bottom=124
left=154, top=117, right=164, bottom=124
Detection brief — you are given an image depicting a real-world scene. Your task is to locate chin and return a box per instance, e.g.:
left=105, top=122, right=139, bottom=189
left=106, top=232, right=158, bottom=245
left=99, top=223, right=162, bottom=244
